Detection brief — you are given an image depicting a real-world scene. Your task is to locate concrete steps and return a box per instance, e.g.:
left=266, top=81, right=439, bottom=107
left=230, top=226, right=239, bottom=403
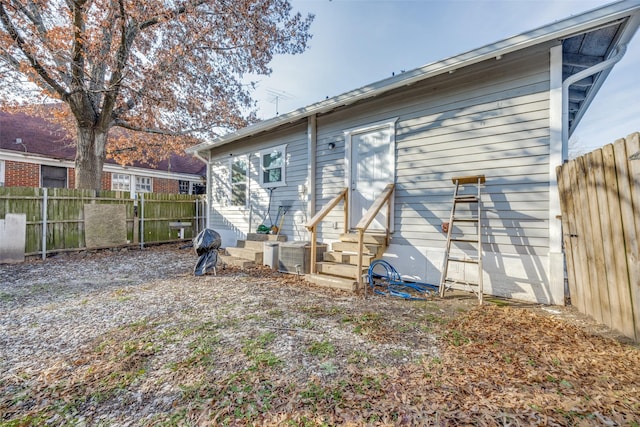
left=245, top=233, right=287, bottom=242
left=225, top=247, right=263, bottom=264
left=218, top=254, right=255, bottom=269
left=237, top=240, right=267, bottom=251
left=221, top=233, right=287, bottom=269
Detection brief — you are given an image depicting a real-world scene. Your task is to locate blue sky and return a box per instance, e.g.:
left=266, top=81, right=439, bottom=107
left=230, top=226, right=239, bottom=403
left=249, top=0, right=640, bottom=156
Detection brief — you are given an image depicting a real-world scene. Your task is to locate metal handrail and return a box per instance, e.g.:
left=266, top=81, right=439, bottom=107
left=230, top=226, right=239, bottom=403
left=304, top=187, right=349, bottom=274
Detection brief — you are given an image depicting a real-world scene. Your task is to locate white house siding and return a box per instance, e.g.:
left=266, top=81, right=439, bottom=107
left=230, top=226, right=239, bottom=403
left=202, top=42, right=560, bottom=303
left=312, top=43, right=557, bottom=303
left=206, top=121, right=309, bottom=247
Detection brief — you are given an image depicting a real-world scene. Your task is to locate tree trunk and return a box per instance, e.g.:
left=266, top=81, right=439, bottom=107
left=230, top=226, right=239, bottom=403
left=75, top=126, right=108, bottom=191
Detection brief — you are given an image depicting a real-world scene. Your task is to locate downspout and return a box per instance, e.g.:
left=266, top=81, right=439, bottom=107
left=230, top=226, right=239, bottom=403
left=307, top=115, right=317, bottom=219
left=562, top=44, right=627, bottom=160
left=193, top=150, right=212, bottom=230
left=550, top=42, right=628, bottom=305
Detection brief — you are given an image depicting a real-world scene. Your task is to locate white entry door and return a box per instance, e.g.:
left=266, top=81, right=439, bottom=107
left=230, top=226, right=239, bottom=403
left=346, top=119, right=396, bottom=230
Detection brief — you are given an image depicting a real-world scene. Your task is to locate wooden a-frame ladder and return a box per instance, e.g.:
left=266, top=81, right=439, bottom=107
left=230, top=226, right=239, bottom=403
left=439, top=175, right=486, bottom=304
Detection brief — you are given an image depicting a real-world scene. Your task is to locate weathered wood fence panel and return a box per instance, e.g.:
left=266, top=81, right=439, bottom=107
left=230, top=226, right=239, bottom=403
left=139, top=193, right=204, bottom=245
left=0, top=187, right=206, bottom=259
left=557, top=132, right=640, bottom=342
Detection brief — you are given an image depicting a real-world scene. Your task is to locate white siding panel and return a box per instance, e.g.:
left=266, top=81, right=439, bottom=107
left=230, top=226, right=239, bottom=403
left=207, top=121, right=311, bottom=242
left=310, top=47, right=551, bottom=258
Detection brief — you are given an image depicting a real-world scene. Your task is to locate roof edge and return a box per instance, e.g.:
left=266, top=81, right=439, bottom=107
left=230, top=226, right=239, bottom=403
left=187, top=0, right=640, bottom=156
left=0, top=149, right=204, bottom=180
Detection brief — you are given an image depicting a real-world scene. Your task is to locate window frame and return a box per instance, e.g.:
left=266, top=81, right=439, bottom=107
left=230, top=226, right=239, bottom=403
left=258, top=144, right=287, bottom=188
left=135, top=176, right=153, bottom=193
left=111, top=173, right=131, bottom=191
left=178, top=180, right=191, bottom=194
left=0, top=160, right=4, bottom=187
left=229, top=155, right=248, bottom=208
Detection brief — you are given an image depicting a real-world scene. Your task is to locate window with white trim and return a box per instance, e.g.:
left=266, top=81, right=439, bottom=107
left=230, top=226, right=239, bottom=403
left=0, top=160, right=4, bottom=187
left=135, top=176, right=152, bottom=193
left=230, top=156, right=248, bottom=207
left=111, top=173, right=131, bottom=191
left=259, top=144, right=286, bottom=187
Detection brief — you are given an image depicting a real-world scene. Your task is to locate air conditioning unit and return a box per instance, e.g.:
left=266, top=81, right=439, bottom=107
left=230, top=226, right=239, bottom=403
left=278, top=241, right=327, bottom=274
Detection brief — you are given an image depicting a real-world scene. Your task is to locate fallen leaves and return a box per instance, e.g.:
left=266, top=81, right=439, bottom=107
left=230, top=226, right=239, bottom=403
left=1, top=247, right=639, bottom=425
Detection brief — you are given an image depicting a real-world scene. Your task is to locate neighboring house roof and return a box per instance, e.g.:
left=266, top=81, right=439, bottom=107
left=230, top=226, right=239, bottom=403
left=188, top=0, right=640, bottom=155
left=0, top=111, right=206, bottom=176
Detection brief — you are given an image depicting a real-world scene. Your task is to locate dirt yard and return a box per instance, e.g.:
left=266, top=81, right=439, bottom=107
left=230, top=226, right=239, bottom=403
left=0, top=244, right=638, bottom=426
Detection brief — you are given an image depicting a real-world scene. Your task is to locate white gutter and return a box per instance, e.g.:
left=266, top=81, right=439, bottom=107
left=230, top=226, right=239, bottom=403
left=562, top=44, right=628, bottom=160
left=307, top=115, right=317, bottom=218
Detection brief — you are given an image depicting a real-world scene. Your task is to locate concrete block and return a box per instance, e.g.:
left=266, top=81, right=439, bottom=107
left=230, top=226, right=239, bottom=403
left=0, top=214, right=26, bottom=264
left=84, top=204, right=127, bottom=248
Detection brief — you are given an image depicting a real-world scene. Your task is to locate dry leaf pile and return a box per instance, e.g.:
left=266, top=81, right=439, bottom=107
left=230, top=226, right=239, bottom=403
left=0, top=245, right=638, bottom=426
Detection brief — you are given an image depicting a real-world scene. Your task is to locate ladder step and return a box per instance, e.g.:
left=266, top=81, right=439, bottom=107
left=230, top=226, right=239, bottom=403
left=447, top=256, right=479, bottom=264
left=452, top=217, right=479, bottom=222
left=454, top=197, right=479, bottom=203
left=450, top=238, right=480, bottom=243
left=452, top=175, right=486, bottom=185
left=444, top=278, right=480, bottom=286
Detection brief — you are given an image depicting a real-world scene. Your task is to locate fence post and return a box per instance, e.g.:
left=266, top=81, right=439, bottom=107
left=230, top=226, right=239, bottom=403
left=203, top=198, right=207, bottom=231
left=140, top=193, right=145, bottom=249
left=41, top=188, right=48, bottom=260
left=194, top=198, right=200, bottom=235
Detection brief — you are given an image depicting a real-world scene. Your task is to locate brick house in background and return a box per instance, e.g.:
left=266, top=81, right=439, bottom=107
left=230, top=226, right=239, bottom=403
left=0, top=111, right=206, bottom=196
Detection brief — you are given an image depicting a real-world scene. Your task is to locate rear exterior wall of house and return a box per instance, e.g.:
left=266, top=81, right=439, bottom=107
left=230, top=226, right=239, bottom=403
left=204, top=41, right=559, bottom=304
left=313, top=43, right=555, bottom=303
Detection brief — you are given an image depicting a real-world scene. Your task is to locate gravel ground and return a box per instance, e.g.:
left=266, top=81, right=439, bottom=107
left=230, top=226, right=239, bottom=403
left=1, top=244, right=637, bottom=426
left=0, top=245, right=451, bottom=425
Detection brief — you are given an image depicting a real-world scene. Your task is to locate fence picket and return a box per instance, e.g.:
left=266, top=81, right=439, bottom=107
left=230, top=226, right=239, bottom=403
left=623, top=134, right=640, bottom=341
left=601, top=144, right=634, bottom=338
left=558, top=164, right=579, bottom=310
left=575, top=155, right=600, bottom=323
left=588, top=150, right=612, bottom=326
left=557, top=133, right=639, bottom=342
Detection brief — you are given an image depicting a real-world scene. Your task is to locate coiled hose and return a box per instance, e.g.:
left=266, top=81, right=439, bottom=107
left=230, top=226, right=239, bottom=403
left=367, top=259, right=438, bottom=300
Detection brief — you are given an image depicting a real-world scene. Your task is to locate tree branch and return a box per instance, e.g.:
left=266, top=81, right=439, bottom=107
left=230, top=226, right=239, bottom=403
left=0, top=2, right=69, bottom=99
left=98, top=0, right=134, bottom=130
left=113, top=119, right=191, bottom=136
left=138, top=0, right=209, bottom=31
left=119, top=120, right=228, bottom=136
left=70, top=0, right=87, bottom=86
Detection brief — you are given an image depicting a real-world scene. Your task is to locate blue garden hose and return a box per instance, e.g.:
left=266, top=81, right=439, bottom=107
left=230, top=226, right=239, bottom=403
left=367, top=259, right=438, bottom=300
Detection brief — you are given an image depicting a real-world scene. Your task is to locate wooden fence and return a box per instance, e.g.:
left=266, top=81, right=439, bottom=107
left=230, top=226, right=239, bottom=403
left=557, top=132, right=639, bottom=342
left=0, top=187, right=206, bottom=258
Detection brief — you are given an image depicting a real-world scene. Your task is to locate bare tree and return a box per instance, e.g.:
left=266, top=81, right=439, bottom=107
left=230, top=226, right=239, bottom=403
left=0, top=0, right=313, bottom=190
